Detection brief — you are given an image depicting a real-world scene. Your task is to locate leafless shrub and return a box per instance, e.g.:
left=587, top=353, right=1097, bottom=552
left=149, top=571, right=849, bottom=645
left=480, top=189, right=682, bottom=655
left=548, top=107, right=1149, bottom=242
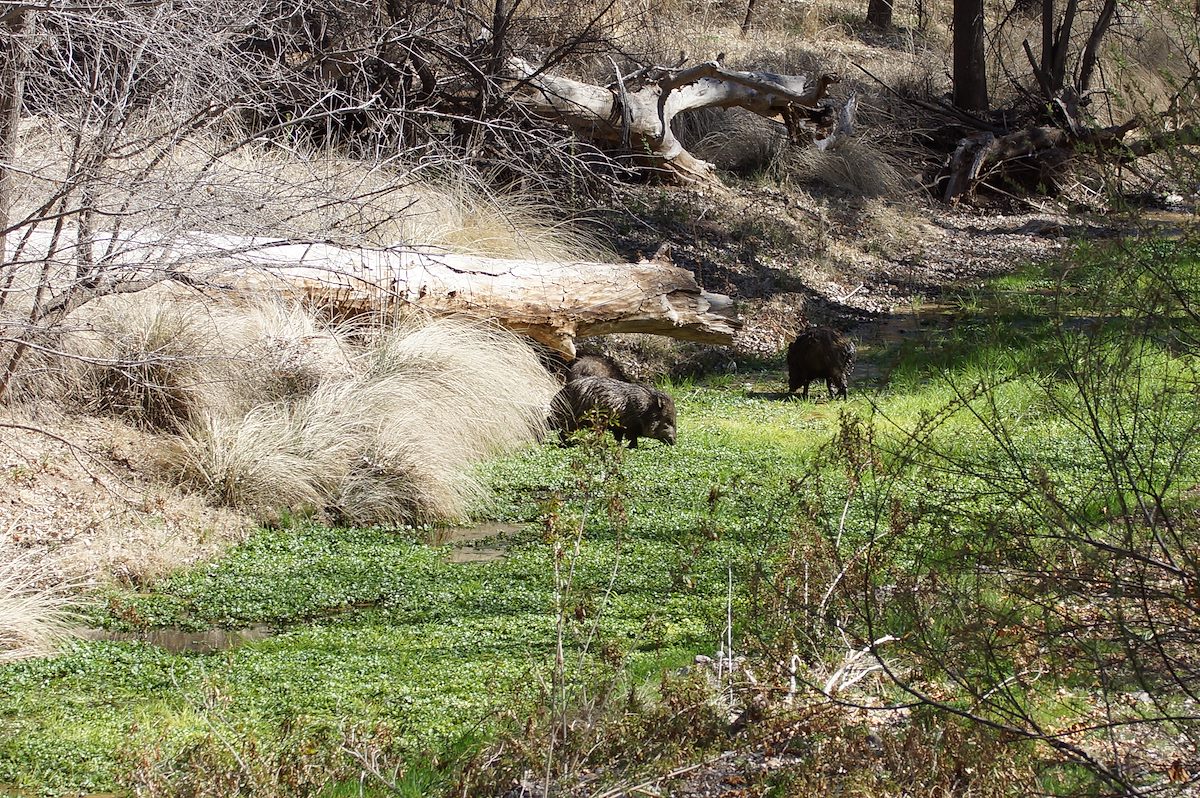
left=747, top=240, right=1200, bottom=794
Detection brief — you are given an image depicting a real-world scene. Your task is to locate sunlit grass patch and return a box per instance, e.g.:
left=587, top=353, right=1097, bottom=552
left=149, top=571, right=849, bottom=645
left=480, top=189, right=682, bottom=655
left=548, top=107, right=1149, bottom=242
left=6, top=241, right=1200, bottom=795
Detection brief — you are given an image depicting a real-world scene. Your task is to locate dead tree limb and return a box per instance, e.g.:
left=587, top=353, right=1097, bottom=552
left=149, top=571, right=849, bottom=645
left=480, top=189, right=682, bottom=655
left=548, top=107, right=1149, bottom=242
left=505, top=56, right=840, bottom=184
left=940, top=117, right=1196, bottom=202
left=11, top=229, right=739, bottom=358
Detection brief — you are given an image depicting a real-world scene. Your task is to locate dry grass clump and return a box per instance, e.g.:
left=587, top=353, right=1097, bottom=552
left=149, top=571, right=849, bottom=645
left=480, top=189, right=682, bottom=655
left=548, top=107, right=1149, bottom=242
left=9, top=126, right=613, bottom=262
left=155, top=314, right=558, bottom=525
left=771, top=135, right=910, bottom=198
left=44, top=290, right=227, bottom=428
left=686, top=109, right=784, bottom=175
left=23, top=289, right=356, bottom=430
left=857, top=199, right=945, bottom=260
left=0, top=549, right=77, bottom=663
left=16, top=289, right=556, bottom=526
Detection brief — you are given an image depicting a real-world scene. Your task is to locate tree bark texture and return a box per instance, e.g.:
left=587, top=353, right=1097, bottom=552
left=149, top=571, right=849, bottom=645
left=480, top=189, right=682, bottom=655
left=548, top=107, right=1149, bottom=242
left=939, top=118, right=1185, bottom=202
left=0, top=11, right=29, bottom=264
left=866, top=0, right=894, bottom=28
left=952, top=0, right=988, bottom=113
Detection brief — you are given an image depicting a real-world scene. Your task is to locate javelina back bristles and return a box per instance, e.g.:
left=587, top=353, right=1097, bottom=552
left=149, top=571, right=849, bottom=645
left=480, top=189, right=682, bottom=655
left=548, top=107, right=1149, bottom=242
left=787, top=326, right=856, bottom=400
left=568, top=353, right=630, bottom=382
left=548, top=376, right=676, bottom=448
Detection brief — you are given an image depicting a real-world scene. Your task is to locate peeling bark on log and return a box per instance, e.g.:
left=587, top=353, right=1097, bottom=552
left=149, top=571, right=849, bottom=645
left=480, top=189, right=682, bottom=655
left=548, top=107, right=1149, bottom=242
left=506, top=56, right=840, bottom=184
left=13, top=230, right=739, bottom=357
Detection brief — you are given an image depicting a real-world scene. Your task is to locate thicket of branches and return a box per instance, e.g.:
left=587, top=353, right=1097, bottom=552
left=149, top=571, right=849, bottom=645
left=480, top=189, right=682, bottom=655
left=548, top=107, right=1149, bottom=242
left=934, top=0, right=1200, bottom=200
left=747, top=237, right=1200, bottom=795
left=0, top=0, right=643, bottom=411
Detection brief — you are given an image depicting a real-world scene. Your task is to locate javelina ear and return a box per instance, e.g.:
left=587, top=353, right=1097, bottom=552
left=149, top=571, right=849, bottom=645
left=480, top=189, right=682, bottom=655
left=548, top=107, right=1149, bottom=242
left=653, top=394, right=664, bottom=409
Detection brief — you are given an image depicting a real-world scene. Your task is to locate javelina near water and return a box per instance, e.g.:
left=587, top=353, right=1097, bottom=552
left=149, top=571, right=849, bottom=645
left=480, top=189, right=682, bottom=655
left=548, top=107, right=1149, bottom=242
left=787, top=326, right=856, bottom=400
left=568, top=353, right=630, bottom=382
left=549, top=376, right=676, bottom=448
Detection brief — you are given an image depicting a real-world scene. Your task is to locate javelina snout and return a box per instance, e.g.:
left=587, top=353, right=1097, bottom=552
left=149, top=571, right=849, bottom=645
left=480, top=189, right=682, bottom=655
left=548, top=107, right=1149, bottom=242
left=787, top=326, right=856, bottom=400
left=549, top=376, right=676, bottom=448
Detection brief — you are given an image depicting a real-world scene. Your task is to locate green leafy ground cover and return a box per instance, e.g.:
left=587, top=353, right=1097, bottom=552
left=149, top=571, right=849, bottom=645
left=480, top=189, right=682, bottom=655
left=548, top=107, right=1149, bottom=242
left=1, top=241, right=1197, bottom=795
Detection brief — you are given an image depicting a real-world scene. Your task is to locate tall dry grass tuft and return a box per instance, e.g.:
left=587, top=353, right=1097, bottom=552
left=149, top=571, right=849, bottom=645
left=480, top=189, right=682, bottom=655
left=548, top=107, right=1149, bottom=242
left=687, top=110, right=783, bottom=175
left=771, top=136, right=910, bottom=198
left=0, top=550, right=77, bottom=663
left=46, top=290, right=225, bottom=428
left=18, top=290, right=355, bottom=430
left=18, top=287, right=556, bottom=526
left=155, top=314, right=559, bottom=525
left=8, top=126, right=613, bottom=262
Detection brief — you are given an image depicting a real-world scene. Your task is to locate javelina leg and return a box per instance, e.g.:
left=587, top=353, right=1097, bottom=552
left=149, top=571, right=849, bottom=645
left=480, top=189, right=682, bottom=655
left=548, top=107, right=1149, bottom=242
left=627, top=436, right=638, bottom=449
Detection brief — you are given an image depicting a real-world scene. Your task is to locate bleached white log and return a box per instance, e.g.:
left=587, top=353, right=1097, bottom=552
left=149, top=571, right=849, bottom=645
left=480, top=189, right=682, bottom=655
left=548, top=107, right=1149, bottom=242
left=7, top=229, right=739, bottom=357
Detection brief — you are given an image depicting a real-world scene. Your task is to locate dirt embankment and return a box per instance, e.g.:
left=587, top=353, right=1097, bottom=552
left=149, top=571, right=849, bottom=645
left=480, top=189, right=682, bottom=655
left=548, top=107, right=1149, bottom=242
left=1, top=415, right=249, bottom=588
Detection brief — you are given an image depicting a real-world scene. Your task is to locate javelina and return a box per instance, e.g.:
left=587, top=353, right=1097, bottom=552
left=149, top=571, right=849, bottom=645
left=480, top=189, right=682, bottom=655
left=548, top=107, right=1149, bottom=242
left=568, top=353, right=630, bottom=382
left=549, top=376, right=676, bottom=448
left=787, top=326, right=856, bottom=400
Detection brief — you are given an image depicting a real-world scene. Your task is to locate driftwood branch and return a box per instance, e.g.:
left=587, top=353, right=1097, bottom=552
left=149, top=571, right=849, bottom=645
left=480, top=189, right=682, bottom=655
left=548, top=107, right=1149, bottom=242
left=11, top=229, right=739, bottom=357
left=941, top=117, right=1197, bottom=202
left=213, top=240, right=739, bottom=356
left=507, top=56, right=839, bottom=184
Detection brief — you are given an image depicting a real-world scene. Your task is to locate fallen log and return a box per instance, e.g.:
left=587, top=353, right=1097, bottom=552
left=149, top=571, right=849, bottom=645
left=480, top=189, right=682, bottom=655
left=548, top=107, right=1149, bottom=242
left=211, top=238, right=739, bottom=356
left=7, top=229, right=739, bottom=358
left=940, top=118, right=1197, bottom=202
left=506, top=56, right=840, bottom=184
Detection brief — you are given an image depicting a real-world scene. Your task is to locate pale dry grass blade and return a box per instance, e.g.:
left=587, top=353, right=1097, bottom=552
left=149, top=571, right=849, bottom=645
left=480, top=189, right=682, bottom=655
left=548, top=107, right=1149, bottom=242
left=161, top=406, right=332, bottom=515
left=361, top=316, right=560, bottom=455
left=0, top=549, right=78, bottom=663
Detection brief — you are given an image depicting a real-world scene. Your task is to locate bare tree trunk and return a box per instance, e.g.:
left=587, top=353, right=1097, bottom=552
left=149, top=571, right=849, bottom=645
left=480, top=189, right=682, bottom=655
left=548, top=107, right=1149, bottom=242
left=1048, top=0, right=1078, bottom=92
left=866, top=0, right=894, bottom=29
left=952, top=0, right=989, bottom=113
left=0, top=11, right=31, bottom=400
left=1039, top=0, right=1054, bottom=83
left=740, top=0, right=759, bottom=35
left=1076, top=0, right=1117, bottom=94
left=0, top=10, right=29, bottom=262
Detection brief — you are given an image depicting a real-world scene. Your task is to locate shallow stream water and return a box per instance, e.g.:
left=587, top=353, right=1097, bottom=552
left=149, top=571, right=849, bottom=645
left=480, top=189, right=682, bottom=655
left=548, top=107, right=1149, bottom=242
left=430, top=520, right=523, bottom=563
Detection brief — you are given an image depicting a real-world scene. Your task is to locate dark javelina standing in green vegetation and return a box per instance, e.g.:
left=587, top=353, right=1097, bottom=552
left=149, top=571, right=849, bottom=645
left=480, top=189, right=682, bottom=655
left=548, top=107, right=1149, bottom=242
left=549, top=376, right=676, bottom=448
left=568, top=353, right=630, bottom=382
left=787, top=326, right=856, bottom=400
